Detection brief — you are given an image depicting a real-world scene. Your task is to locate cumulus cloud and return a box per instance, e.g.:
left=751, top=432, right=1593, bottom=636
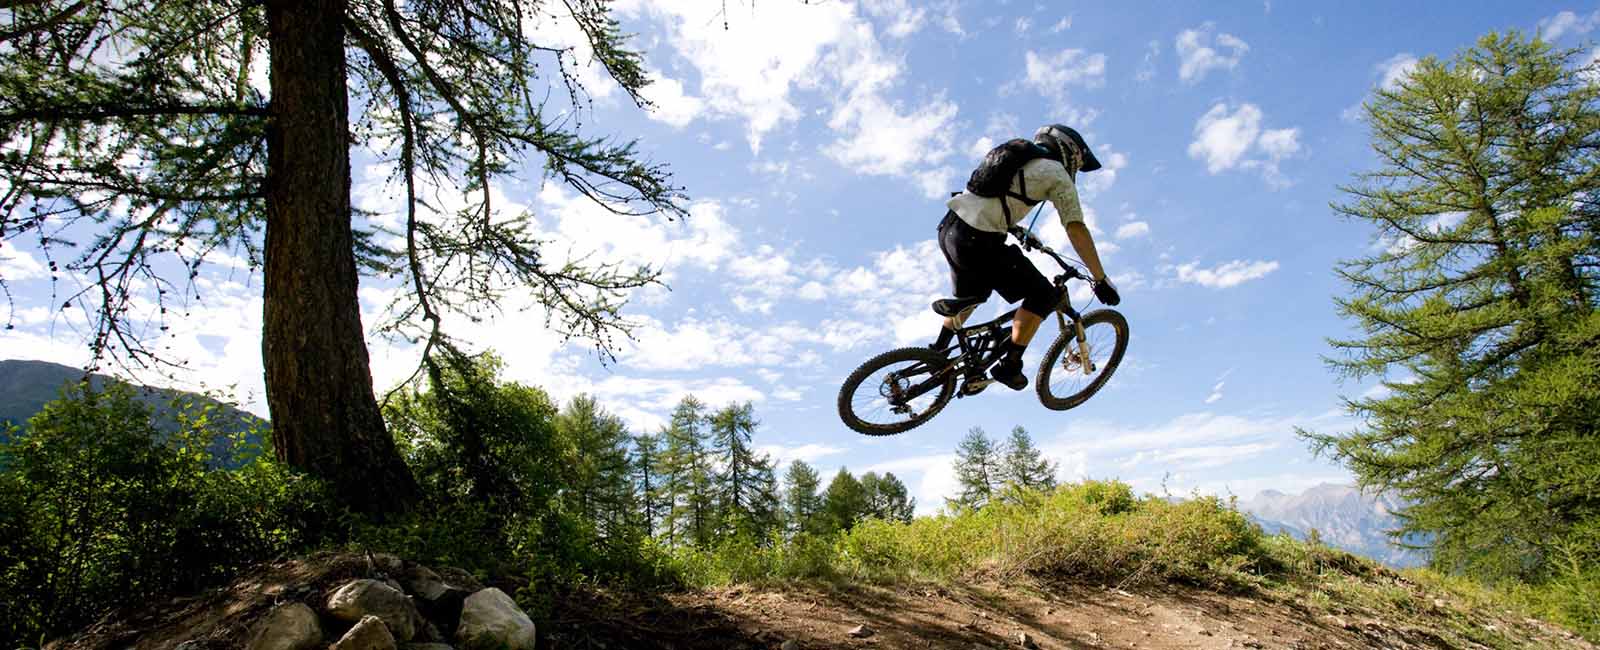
left=1538, top=9, right=1600, bottom=41
left=861, top=0, right=927, bottom=38
left=0, top=249, right=48, bottom=281
left=1176, top=23, right=1248, bottom=83
left=639, top=75, right=705, bottom=127
left=1187, top=103, right=1301, bottom=185
left=1115, top=221, right=1150, bottom=239
left=1172, top=259, right=1280, bottom=288
left=1374, top=53, right=1419, bottom=91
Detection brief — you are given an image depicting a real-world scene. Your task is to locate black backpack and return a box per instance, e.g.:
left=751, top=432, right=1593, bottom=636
left=965, top=138, right=1053, bottom=222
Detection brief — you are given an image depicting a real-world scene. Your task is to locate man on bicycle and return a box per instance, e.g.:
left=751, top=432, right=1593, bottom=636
left=931, top=123, right=1120, bottom=391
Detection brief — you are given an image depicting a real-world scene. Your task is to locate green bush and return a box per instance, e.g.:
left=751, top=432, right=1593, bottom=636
left=674, top=481, right=1278, bottom=591
left=0, top=382, right=331, bottom=648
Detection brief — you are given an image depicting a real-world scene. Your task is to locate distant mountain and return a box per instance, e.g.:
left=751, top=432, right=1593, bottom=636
left=0, top=359, right=267, bottom=463
left=1238, top=483, right=1429, bottom=569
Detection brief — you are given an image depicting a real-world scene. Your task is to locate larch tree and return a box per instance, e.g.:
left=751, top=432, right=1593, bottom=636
left=632, top=430, right=664, bottom=538
left=1001, top=426, right=1057, bottom=492
left=951, top=426, right=1002, bottom=510
left=782, top=459, right=825, bottom=536
left=0, top=0, right=684, bottom=514
left=710, top=401, right=760, bottom=538
left=662, top=395, right=714, bottom=547
left=822, top=467, right=866, bottom=533
left=1306, top=33, right=1599, bottom=581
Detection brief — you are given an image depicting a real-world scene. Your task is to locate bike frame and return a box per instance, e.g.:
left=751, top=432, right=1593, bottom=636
left=900, top=238, right=1092, bottom=402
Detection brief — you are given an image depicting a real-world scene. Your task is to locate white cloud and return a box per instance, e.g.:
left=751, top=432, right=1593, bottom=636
left=1187, top=103, right=1301, bottom=185
left=1135, top=40, right=1161, bottom=82
left=535, top=185, right=736, bottom=277
left=760, top=442, right=848, bottom=466
left=861, top=0, right=927, bottom=38
left=1050, top=16, right=1073, bottom=33
left=640, top=75, right=705, bottom=127
left=0, top=249, right=48, bottom=281
left=1175, top=23, right=1249, bottom=84
left=1014, top=16, right=1032, bottom=35
left=1022, top=48, right=1108, bottom=93
left=1173, top=259, right=1280, bottom=288
left=1077, top=144, right=1126, bottom=195
left=1538, top=10, right=1600, bottom=41
left=1374, top=53, right=1419, bottom=91
left=618, top=0, right=856, bottom=152
left=1204, top=381, right=1225, bottom=404
left=1114, top=221, right=1150, bottom=240
left=968, top=136, right=996, bottom=160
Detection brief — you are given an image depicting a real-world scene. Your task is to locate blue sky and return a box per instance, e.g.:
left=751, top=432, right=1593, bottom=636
left=3, top=1, right=1596, bottom=513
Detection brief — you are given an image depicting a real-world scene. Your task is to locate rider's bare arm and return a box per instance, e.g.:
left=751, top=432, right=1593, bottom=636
left=1066, top=222, right=1109, bottom=281
left=1045, top=166, right=1109, bottom=282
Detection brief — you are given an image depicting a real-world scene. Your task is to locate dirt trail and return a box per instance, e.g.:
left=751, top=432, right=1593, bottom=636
left=556, top=579, right=1592, bottom=650
left=52, top=553, right=1595, bottom=650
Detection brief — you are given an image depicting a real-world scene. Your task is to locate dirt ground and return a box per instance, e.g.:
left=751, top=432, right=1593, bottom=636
left=51, top=553, right=1595, bottom=650
left=551, top=579, right=1594, bottom=650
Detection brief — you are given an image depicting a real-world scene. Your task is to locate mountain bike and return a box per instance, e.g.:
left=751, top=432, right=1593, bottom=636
left=836, top=227, right=1129, bottom=436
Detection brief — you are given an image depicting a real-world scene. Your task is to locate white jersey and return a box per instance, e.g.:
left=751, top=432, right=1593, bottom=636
left=946, top=157, right=1085, bottom=234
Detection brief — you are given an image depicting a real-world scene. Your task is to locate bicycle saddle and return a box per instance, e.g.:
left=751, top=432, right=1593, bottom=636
left=932, top=296, right=986, bottom=317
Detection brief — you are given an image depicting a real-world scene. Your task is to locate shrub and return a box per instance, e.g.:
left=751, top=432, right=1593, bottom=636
left=0, top=382, right=330, bottom=648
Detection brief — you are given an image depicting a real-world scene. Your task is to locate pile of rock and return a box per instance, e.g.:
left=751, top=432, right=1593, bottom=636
left=246, top=559, right=535, bottom=650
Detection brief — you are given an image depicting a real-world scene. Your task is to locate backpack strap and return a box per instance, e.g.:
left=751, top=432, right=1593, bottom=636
left=1000, top=168, right=1033, bottom=224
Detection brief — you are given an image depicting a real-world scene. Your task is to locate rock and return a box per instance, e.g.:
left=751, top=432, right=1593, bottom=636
left=780, top=640, right=800, bottom=650
left=847, top=624, right=873, bottom=638
left=333, top=616, right=398, bottom=650
left=457, top=588, right=536, bottom=650
left=401, top=564, right=475, bottom=633
left=328, top=579, right=421, bottom=641
left=403, top=645, right=455, bottom=650
left=1015, top=631, right=1036, bottom=648
left=435, top=567, right=487, bottom=592
left=247, top=602, right=323, bottom=650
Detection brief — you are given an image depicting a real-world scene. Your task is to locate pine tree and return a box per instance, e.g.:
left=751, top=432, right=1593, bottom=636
left=876, top=472, right=917, bottom=523
left=661, top=396, right=714, bottom=547
left=822, top=468, right=868, bottom=533
left=1001, top=426, right=1058, bottom=492
left=0, top=1, right=685, bottom=515
left=783, top=460, right=826, bottom=536
left=710, top=402, right=761, bottom=539
left=632, top=431, right=665, bottom=538
left=748, top=454, right=784, bottom=543
left=554, top=395, right=635, bottom=540
left=951, top=427, right=1003, bottom=509
left=1305, top=33, right=1600, bottom=581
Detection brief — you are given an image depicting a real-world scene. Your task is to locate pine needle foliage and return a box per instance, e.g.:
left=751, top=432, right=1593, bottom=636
left=1305, top=32, right=1600, bottom=583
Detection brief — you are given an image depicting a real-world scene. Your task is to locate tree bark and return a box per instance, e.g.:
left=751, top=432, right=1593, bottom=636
left=263, top=0, right=419, bottom=515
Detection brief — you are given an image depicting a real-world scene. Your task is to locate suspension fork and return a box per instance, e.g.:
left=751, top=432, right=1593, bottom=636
left=1056, top=304, right=1095, bottom=375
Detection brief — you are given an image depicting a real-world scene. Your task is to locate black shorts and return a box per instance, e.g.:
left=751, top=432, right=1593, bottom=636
left=937, top=211, right=1058, bottom=315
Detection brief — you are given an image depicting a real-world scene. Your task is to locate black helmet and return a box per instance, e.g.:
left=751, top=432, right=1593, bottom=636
left=1033, top=124, right=1102, bottom=173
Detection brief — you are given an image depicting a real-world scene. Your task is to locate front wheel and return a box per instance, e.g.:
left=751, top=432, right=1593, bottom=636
left=1036, top=309, right=1129, bottom=411
left=837, top=347, right=956, bottom=436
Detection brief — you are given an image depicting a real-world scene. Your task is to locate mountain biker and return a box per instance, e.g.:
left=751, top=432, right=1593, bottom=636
left=932, top=124, right=1120, bottom=391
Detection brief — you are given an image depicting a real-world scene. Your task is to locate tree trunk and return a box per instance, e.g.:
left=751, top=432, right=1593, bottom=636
left=263, top=0, right=419, bottom=515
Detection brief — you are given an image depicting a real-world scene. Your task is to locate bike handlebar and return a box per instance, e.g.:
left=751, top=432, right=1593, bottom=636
left=1008, top=226, right=1083, bottom=281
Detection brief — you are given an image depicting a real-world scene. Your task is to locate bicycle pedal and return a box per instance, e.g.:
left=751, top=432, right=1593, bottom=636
left=960, top=379, right=993, bottom=396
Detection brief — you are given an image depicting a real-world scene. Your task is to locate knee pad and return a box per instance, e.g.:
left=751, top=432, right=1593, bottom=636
left=1020, top=285, right=1063, bottom=315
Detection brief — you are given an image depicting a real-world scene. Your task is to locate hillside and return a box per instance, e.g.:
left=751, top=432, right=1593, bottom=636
left=1239, top=484, right=1428, bottom=569
left=0, top=359, right=266, bottom=458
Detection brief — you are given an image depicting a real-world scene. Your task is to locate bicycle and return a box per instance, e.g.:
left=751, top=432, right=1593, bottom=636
left=836, top=226, right=1129, bottom=436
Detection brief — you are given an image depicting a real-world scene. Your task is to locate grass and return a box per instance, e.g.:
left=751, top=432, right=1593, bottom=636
left=668, top=480, right=1597, bottom=646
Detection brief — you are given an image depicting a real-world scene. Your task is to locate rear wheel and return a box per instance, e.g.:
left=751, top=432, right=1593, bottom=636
left=1036, top=309, right=1128, bottom=411
left=837, top=347, right=956, bottom=436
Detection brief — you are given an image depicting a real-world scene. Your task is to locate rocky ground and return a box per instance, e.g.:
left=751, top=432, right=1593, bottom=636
left=50, top=552, right=1594, bottom=650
